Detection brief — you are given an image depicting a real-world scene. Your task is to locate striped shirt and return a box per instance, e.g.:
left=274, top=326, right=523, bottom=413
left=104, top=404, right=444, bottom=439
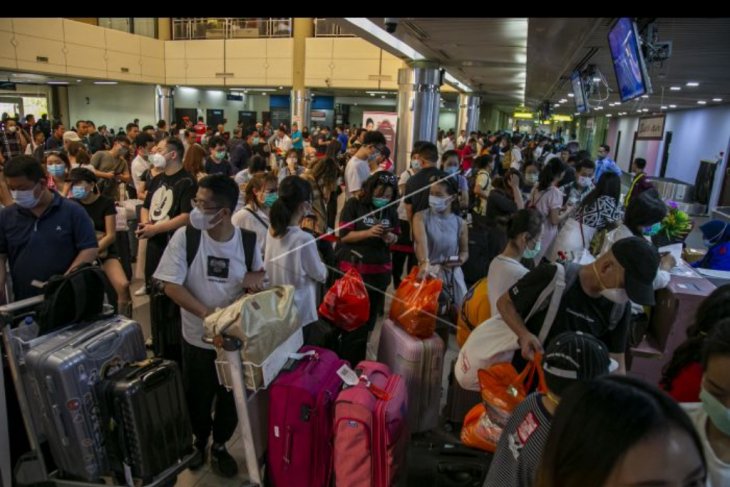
left=484, top=392, right=553, bottom=487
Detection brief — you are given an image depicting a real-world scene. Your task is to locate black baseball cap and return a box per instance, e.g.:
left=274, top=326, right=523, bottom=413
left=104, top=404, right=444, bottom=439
left=542, top=331, right=616, bottom=395
left=611, top=236, right=660, bottom=306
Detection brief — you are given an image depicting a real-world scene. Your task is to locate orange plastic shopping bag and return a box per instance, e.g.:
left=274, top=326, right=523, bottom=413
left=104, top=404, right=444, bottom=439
left=389, top=267, right=443, bottom=338
left=318, top=268, right=370, bottom=331
left=460, top=355, right=546, bottom=452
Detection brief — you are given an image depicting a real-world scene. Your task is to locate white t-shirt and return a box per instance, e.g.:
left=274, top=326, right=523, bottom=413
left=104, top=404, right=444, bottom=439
left=275, top=135, right=292, bottom=153
left=682, top=403, right=730, bottom=487
left=487, top=255, right=530, bottom=314
left=232, top=204, right=270, bottom=260
left=397, top=168, right=414, bottom=221
left=264, top=226, right=327, bottom=327
left=131, top=155, right=150, bottom=191
left=153, top=226, right=264, bottom=350
left=344, top=156, right=370, bottom=199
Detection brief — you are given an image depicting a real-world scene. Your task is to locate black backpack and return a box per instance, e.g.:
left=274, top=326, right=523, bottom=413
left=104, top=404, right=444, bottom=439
left=184, top=225, right=257, bottom=271
left=467, top=169, right=490, bottom=212
left=37, top=263, right=117, bottom=334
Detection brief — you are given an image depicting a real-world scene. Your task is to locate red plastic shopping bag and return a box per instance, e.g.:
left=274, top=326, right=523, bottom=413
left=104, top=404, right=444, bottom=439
left=389, top=267, right=443, bottom=338
left=318, top=268, right=370, bottom=331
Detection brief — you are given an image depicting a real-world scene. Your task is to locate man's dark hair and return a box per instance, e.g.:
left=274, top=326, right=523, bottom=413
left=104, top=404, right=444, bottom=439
left=4, top=155, right=45, bottom=182
left=600, top=144, right=611, bottom=153
left=576, top=158, right=596, bottom=172
left=209, top=136, right=226, bottom=148
left=25, top=114, right=34, bottom=122
left=142, top=125, right=154, bottom=132
left=52, top=121, right=63, bottom=131
left=198, top=174, right=239, bottom=212
left=134, top=132, right=154, bottom=148
left=198, top=117, right=204, bottom=122
left=362, top=130, right=386, bottom=147
left=75, top=120, right=85, bottom=129
left=86, top=120, right=96, bottom=128
left=442, top=150, right=459, bottom=162
left=125, top=123, right=139, bottom=133
left=414, top=142, right=439, bottom=164
left=157, top=119, right=167, bottom=129
left=114, top=134, right=131, bottom=145
left=633, top=157, right=647, bottom=170
left=164, top=136, right=185, bottom=161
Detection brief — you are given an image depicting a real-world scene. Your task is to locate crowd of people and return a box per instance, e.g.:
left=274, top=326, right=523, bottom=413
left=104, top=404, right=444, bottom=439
left=1, top=111, right=729, bottom=485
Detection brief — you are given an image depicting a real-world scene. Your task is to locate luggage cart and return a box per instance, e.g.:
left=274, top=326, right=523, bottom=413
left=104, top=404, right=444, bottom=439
left=1, top=296, right=195, bottom=487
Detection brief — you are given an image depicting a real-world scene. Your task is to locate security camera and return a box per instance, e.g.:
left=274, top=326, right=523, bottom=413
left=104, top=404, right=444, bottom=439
left=384, top=18, right=399, bottom=34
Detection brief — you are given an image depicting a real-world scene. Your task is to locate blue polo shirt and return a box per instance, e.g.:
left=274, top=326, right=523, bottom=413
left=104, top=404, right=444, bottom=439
left=0, top=191, right=98, bottom=300
left=291, top=130, right=304, bottom=150
left=594, top=157, right=621, bottom=182
left=337, top=133, right=349, bottom=154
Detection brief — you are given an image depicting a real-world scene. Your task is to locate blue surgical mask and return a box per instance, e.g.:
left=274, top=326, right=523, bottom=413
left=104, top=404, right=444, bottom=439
left=264, top=193, right=278, bottom=208
left=411, top=159, right=422, bottom=171
left=11, top=187, right=41, bottom=209
left=700, top=386, right=730, bottom=435
left=429, top=195, right=450, bottom=213
left=372, top=197, right=389, bottom=209
left=72, top=186, right=89, bottom=200
left=445, top=166, right=459, bottom=175
left=47, top=164, right=65, bottom=177
left=643, top=223, right=662, bottom=237
left=253, top=137, right=260, bottom=145
left=522, top=241, right=541, bottom=259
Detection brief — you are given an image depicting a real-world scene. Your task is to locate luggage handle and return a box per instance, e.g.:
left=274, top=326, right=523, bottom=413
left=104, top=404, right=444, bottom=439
left=141, top=366, right=172, bottom=388
left=437, top=462, right=484, bottom=483
left=82, top=329, right=122, bottom=358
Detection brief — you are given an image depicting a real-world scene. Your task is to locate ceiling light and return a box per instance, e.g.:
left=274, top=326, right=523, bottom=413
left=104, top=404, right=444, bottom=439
left=94, top=81, right=118, bottom=85
left=636, top=109, right=643, bottom=113
left=606, top=114, right=613, bottom=117
left=669, top=104, right=677, bottom=108
left=698, top=100, right=707, bottom=105
left=686, top=81, right=700, bottom=87
left=595, top=106, right=604, bottom=110
left=559, top=98, right=568, bottom=103
left=381, top=95, right=385, bottom=99
left=592, top=77, right=601, bottom=83
left=670, top=86, right=681, bottom=91
left=661, top=106, right=668, bottom=109
left=47, top=81, right=69, bottom=85
left=641, top=95, right=649, bottom=99
left=262, top=92, right=267, bottom=96
left=278, top=86, right=283, bottom=89
left=568, top=93, right=575, bottom=97
left=614, top=101, right=621, bottom=105
left=642, top=108, right=649, bottom=112
left=713, top=98, right=723, bottom=102
left=76, top=79, right=81, bottom=83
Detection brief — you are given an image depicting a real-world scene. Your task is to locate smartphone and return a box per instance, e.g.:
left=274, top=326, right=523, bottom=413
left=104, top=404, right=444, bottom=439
left=447, top=255, right=460, bottom=263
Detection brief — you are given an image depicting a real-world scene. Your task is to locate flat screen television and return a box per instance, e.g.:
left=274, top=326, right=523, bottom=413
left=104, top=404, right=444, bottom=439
left=608, top=17, right=653, bottom=102
left=571, top=70, right=588, bottom=113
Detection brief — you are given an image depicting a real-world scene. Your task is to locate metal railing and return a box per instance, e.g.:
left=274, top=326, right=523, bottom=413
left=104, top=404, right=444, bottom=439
left=314, top=18, right=356, bottom=37
left=172, top=18, right=292, bottom=40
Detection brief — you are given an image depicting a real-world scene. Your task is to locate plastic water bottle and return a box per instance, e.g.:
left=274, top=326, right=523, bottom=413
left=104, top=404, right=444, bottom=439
left=16, top=316, right=39, bottom=342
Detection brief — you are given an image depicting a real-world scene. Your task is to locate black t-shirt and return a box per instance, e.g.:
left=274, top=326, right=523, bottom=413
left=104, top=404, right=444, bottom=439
left=77, top=195, right=118, bottom=256
left=204, top=156, right=233, bottom=176
left=337, top=197, right=400, bottom=268
left=486, top=188, right=518, bottom=226
left=507, top=263, right=631, bottom=353
left=405, top=166, right=444, bottom=215
left=143, top=169, right=197, bottom=247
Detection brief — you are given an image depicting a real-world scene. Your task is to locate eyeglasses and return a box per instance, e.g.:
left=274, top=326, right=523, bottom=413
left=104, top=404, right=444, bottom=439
left=191, top=199, right=222, bottom=212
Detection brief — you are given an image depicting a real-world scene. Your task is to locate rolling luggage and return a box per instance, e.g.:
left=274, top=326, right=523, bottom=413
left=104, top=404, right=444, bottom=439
left=267, top=346, right=346, bottom=487
left=442, top=359, right=482, bottom=430
left=401, top=441, right=491, bottom=487
left=97, top=358, right=193, bottom=484
left=377, top=319, right=444, bottom=433
left=333, top=361, right=408, bottom=487
left=5, top=308, right=146, bottom=482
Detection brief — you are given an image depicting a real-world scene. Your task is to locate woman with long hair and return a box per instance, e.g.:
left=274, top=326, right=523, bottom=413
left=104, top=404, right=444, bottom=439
left=232, top=172, right=278, bottom=259
left=278, top=148, right=305, bottom=183
left=264, top=176, right=327, bottom=341
left=528, top=158, right=565, bottom=263
left=302, top=156, right=339, bottom=235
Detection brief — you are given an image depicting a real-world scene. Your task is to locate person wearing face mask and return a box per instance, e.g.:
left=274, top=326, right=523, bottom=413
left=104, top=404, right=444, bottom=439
left=487, top=209, right=544, bottom=312
left=232, top=173, right=278, bottom=259
left=344, top=130, right=387, bottom=199
left=560, top=158, right=595, bottom=210
left=0, top=118, right=29, bottom=163
left=593, top=144, right=621, bottom=183
left=302, top=156, right=339, bottom=235
left=90, top=133, right=132, bottom=201
left=278, top=148, right=305, bottom=183
left=153, top=174, right=264, bottom=477
left=528, top=158, right=566, bottom=264
left=265, top=176, right=328, bottom=342
left=470, top=155, right=495, bottom=228
left=203, top=136, right=233, bottom=177
left=521, top=161, right=540, bottom=196
left=682, top=319, right=730, bottom=487
left=497, top=236, right=660, bottom=375
left=404, top=141, right=444, bottom=222
left=42, top=150, right=71, bottom=195
left=130, top=132, right=155, bottom=194
left=138, top=137, right=198, bottom=358
left=68, top=168, right=131, bottom=317
left=336, top=171, right=400, bottom=364
left=693, top=220, right=730, bottom=272
left=441, top=150, right=470, bottom=212
left=0, top=156, right=98, bottom=302
left=624, top=157, right=654, bottom=209
left=412, top=177, right=469, bottom=312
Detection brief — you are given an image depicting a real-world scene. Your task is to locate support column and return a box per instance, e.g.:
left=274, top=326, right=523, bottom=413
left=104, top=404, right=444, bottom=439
left=457, top=93, right=481, bottom=136
left=395, top=63, right=441, bottom=174
left=291, top=18, right=314, bottom=128
left=155, top=85, right=174, bottom=125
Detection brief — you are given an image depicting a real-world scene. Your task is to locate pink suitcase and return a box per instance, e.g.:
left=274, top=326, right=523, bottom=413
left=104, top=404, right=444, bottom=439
left=268, top=346, right=347, bottom=487
left=333, top=361, right=408, bottom=487
left=378, top=319, right=444, bottom=433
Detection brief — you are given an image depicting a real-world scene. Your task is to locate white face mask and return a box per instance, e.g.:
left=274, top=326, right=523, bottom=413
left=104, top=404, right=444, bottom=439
left=7, top=126, right=17, bottom=133
left=189, top=207, right=222, bottom=231
left=525, top=173, right=539, bottom=185
left=578, top=176, right=593, bottom=188
left=150, top=153, right=167, bottom=169
left=592, top=262, right=630, bottom=304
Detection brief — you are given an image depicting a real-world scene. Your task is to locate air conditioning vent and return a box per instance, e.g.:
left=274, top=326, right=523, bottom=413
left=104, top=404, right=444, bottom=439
left=121, top=67, right=129, bottom=73
left=36, top=56, right=49, bottom=63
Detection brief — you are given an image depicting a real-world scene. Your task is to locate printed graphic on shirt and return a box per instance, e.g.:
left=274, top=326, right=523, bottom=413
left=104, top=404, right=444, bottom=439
left=207, top=256, right=230, bottom=280
left=517, top=411, right=541, bottom=445
left=149, top=186, right=174, bottom=222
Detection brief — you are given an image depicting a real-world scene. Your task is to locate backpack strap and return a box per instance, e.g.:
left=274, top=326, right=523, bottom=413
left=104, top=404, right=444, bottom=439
left=185, top=225, right=202, bottom=267
left=520, top=263, right=567, bottom=344
left=244, top=207, right=269, bottom=230
left=240, top=228, right=257, bottom=271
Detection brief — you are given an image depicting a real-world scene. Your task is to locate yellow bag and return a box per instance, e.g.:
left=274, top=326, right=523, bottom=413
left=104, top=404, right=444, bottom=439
left=456, top=278, right=491, bottom=348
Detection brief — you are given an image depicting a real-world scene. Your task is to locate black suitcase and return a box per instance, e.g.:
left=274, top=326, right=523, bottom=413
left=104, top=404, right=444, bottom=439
left=97, top=358, right=193, bottom=484
left=402, top=441, right=492, bottom=487
left=443, top=360, right=483, bottom=430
